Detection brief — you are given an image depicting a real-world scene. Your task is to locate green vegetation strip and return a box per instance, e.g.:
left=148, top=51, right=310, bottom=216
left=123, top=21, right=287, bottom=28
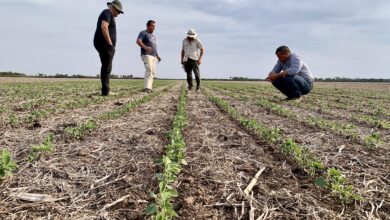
left=202, top=88, right=362, bottom=204
left=3, top=81, right=149, bottom=128
left=65, top=85, right=173, bottom=140
left=207, top=85, right=383, bottom=148
left=146, top=86, right=188, bottom=219
left=206, top=82, right=390, bottom=126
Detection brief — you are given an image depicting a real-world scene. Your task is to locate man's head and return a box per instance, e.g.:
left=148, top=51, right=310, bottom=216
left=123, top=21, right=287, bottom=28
left=107, top=0, right=124, bottom=17
left=187, top=28, right=197, bottom=41
left=275, top=45, right=291, bottom=63
left=146, top=20, right=156, bottom=33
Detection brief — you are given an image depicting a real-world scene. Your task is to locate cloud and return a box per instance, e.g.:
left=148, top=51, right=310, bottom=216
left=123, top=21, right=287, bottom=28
left=0, top=0, right=389, bottom=78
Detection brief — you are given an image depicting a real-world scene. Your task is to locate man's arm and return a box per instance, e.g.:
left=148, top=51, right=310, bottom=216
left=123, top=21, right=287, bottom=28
left=181, top=49, right=185, bottom=64
left=266, top=61, right=283, bottom=81
left=197, top=40, right=205, bottom=65
left=136, top=34, right=153, bottom=53
left=198, top=48, right=205, bottom=65
left=101, top=21, right=113, bottom=46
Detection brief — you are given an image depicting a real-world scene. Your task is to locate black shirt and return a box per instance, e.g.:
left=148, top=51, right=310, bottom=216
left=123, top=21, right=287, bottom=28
left=94, top=9, right=116, bottom=47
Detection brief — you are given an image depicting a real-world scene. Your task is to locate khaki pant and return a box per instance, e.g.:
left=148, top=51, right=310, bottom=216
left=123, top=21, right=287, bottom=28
left=141, top=55, right=157, bottom=90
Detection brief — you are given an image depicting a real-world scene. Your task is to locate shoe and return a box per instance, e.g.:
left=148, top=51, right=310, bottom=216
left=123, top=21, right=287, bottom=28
left=188, top=87, right=193, bottom=91
left=109, top=92, right=118, bottom=96
left=291, top=96, right=302, bottom=102
left=144, top=88, right=152, bottom=94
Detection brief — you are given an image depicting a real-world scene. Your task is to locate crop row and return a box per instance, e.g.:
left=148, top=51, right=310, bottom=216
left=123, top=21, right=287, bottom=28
left=147, top=85, right=188, bottom=220
left=1, top=81, right=171, bottom=128
left=205, top=82, right=390, bottom=119
left=202, top=88, right=362, bottom=204
left=65, top=85, right=173, bottom=140
left=0, top=84, right=174, bottom=183
left=206, top=85, right=384, bottom=148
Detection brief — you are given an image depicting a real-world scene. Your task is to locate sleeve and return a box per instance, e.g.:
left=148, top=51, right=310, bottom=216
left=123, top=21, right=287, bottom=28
left=101, top=10, right=112, bottom=23
left=272, top=61, right=283, bottom=73
left=286, top=55, right=303, bottom=75
left=197, top=39, right=204, bottom=49
left=137, top=31, right=145, bottom=41
left=182, top=39, right=185, bottom=50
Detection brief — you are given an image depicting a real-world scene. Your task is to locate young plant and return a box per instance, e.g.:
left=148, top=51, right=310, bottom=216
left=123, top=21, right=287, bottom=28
left=28, top=134, right=55, bottom=162
left=65, top=118, right=97, bottom=140
left=8, top=113, right=19, bottom=126
left=0, top=149, right=18, bottom=179
left=315, top=168, right=363, bottom=204
left=364, top=132, right=382, bottom=149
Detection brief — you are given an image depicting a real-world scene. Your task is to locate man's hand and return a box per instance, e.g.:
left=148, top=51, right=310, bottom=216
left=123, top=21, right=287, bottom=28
left=181, top=60, right=184, bottom=65
left=266, top=72, right=276, bottom=82
left=197, top=59, right=202, bottom=65
left=157, top=55, right=162, bottom=62
left=144, top=46, right=153, bottom=53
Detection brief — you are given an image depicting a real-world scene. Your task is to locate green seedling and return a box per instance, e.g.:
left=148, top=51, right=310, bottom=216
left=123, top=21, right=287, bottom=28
left=65, top=118, right=97, bottom=140
left=0, top=149, right=18, bottom=180
left=316, top=168, right=363, bottom=204
left=364, top=132, right=382, bottom=149
left=28, top=134, right=55, bottom=162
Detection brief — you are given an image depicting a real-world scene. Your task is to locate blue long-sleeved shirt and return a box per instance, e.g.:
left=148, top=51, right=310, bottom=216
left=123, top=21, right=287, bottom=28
left=272, top=53, right=314, bottom=83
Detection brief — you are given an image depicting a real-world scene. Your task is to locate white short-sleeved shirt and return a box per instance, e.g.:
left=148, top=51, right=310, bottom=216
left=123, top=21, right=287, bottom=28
left=182, top=38, right=204, bottom=62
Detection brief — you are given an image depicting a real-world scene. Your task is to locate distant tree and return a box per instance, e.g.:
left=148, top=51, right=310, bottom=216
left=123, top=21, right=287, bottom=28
left=0, top=71, right=26, bottom=77
left=54, top=73, right=69, bottom=78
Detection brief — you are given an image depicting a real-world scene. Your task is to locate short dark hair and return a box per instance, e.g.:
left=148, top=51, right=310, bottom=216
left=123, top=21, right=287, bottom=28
left=147, top=20, right=156, bottom=26
left=275, top=45, right=290, bottom=54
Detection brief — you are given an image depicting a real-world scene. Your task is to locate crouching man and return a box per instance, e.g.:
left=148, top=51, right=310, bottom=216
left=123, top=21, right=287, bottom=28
left=266, top=46, right=314, bottom=101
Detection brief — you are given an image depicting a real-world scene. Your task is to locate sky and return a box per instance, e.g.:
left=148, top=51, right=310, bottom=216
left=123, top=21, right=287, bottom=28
left=0, top=0, right=389, bottom=79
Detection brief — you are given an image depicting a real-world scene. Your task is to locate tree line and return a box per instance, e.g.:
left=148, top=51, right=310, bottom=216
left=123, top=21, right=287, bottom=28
left=1, top=72, right=389, bottom=82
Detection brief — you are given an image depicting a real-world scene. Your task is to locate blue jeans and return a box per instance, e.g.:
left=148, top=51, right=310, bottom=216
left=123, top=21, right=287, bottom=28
left=272, top=75, right=313, bottom=99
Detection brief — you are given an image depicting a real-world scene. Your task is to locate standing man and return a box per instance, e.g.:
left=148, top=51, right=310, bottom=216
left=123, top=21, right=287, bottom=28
left=136, top=20, right=161, bottom=93
left=266, top=46, right=314, bottom=101
left=181, top=29, right=205, bottom=91
left=93, top=0, right=123, bottom=96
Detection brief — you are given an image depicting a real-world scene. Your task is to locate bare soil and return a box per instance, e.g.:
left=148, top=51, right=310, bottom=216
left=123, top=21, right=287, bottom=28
left=0, top=85, right=180, bottom=219
left=176, top=91, right=350, bottom=219
left=206, top=88, right=390, bottom=219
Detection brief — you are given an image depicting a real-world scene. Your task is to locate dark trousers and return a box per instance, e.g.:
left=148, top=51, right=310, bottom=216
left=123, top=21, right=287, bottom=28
left=184, top=58, right=200, bottom=89
left=95, top=44, right=115, bottom=96
left=272, top=75, right=313, bottom=99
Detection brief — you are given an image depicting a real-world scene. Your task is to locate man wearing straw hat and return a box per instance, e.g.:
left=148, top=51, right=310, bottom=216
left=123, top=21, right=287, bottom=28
left=181, top=29, right=205, bottom=91
left=93, top=0, right=123, bottom=96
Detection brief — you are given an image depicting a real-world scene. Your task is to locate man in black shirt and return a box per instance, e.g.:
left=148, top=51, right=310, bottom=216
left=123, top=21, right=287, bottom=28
left=94, top=0, right=123, bottom=96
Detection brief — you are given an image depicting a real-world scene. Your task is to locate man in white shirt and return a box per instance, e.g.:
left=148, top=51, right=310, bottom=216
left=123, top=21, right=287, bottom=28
left=181, top=29, right=205, bottom=91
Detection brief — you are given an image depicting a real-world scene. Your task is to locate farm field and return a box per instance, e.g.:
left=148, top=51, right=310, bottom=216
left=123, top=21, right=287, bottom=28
left=0, top=78, right=389, bottom=219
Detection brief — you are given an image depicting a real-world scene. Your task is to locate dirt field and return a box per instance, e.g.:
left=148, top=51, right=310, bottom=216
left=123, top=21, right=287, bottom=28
left=0, top=78, right=389, bottom=219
